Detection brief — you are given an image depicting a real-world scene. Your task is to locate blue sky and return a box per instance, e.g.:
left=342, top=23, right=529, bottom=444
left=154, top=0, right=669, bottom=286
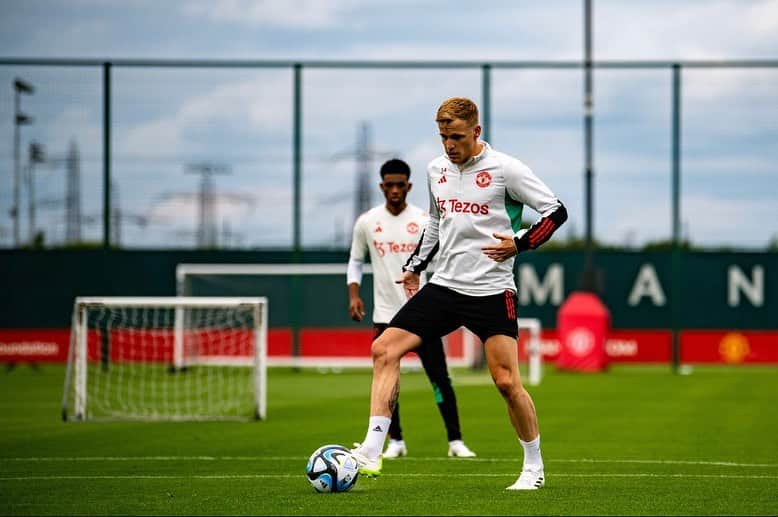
left=0, top=0, right=776, bottom=249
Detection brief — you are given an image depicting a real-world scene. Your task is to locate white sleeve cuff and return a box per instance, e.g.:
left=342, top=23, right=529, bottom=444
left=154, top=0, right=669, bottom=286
left=513, top=228, right=528, bottom=240
left=346, top=257, right=364, bottom=285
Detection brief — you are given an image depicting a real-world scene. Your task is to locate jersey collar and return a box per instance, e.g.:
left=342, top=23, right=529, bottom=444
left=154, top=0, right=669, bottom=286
left=383, top=204, right=408, bottom=217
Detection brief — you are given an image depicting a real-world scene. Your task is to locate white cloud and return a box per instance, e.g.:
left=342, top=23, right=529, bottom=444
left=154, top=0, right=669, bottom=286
left=117, top=71, right=292, bottom=157
left=178, top=76, right=293, bottom=130
left=142, top=183, right=293, bottom=247
left=683, top=156, right=777, bottom=177
left=744, top=0, right=778, bottom=35
left=684, top=69, right=778, bottom=103
left=589, top=182, right=778, bottom=248
left=43, top=106, right=102, bottom=156
left=684, top=193, right=777, bottom=248
left=182, top=0, right=360, bottom=29
left=147, top=193, right=254, bottom=221
left=120, top=118, right=186, bottom=157
left=598, top=189, right=671, bottom=245
left=596, top=0, right=778, bottom=59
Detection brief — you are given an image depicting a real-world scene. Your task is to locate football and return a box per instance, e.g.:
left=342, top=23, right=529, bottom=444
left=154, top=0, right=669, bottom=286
left=305, top=444, right=359, bottom=493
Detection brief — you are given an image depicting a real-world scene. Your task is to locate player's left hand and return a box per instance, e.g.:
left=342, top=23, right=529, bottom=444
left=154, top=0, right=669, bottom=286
left=482, top=232, right=518, bottom=262
left=395, top=270, right=421, bottom=299
left=349, top=296, right=366, bottom=322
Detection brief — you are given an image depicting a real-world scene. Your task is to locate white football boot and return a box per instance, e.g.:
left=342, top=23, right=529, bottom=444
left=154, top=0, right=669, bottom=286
left=506, top=465, right=545, bottom=490
left=350, top=443, right=383, bottom=477
left=383, top=439, right=408, bottom=459
left=447, top=440, right=477, bottom=458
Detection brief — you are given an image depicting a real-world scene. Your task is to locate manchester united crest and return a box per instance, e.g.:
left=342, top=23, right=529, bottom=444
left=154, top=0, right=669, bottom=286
left=476, top=170, right=492, bottom=188
left=406, top=222, right=419, bottom=234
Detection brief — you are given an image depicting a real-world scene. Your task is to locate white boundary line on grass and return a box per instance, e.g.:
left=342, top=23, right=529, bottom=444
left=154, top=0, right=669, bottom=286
left=2, top=456, right=777, bottom=468
left=1, top=473, right=777, bottom=481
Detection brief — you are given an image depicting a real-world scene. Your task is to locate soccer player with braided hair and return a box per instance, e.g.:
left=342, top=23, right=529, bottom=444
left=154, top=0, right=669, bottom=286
left=347, top=158, right=476, bottom=460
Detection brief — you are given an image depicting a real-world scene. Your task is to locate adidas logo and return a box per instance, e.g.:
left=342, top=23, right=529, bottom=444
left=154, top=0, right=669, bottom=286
left=372, top=425, right=383, bottom=432
left=437, top=175, right=447, bottom=184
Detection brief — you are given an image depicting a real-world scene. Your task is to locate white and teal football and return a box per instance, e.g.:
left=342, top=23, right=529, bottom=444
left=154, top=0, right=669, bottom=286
left=305, top=444, right=359, bottom=493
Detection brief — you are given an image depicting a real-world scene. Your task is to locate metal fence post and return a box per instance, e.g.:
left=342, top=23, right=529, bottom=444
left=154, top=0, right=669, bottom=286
left=671, top=63, right=682, bottom=373
left=103, top=62, right=112, bottom=249
left=291, top=63, right=303, bottom=365
left=481, top=64, right=491, bottom=142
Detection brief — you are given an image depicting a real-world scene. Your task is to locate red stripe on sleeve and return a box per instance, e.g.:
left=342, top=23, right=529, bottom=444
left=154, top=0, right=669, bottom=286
left=529, top=218, right=557, bottom=247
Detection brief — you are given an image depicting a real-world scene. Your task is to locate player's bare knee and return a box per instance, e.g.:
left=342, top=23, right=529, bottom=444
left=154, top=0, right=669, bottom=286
left=370, top=338, right=387, bottom=363
left=371, top=337, right=399, bottom=367
left=492, top=370, right=518, bottom=398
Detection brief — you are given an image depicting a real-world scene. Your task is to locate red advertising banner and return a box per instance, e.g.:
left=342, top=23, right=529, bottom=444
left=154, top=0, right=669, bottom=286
left=0, top=330, right=70, bottom=362
left=0, top=329, right=293, bottom=363
left=681, top=331, right=778, bottom=364
left=0, top=328, right=776, bottom=364
left=518, top=330, right=671, bottom=363
left=604, top=330, right=672, bottom=363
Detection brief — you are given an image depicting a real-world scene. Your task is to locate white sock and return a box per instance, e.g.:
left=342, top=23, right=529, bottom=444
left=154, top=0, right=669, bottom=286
left=362, top=416, right=391, bottom=459
left=519, top=435, right=543, bottom=468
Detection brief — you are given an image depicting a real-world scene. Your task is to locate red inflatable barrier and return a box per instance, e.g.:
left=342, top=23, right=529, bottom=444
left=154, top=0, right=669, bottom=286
left=556, top=292, right=611, bottom=372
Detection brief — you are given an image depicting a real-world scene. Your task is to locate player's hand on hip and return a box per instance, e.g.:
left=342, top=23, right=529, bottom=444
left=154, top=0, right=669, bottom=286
left=395, top=270, right=420, bottom=299
left=349, top=297, right=365, bottom=321
left=482, top=232, right=518, bottom=262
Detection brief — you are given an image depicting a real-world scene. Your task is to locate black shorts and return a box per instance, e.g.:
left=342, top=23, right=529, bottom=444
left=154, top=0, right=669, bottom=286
left=389, top=283, right=518, bottom=344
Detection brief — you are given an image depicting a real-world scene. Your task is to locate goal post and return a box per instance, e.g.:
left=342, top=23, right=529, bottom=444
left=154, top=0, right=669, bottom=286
left=521, top=318, right=543, bottom=387
left=62, top=296, right=268, bottom=422
left=460, top=317, right=543, bottom=386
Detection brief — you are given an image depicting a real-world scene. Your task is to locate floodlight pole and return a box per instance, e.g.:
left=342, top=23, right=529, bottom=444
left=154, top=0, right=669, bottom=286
left=580, top=0, right=597, bottom=291
left=27, top=142, right=45, bottom=244
left=13, top=77, right=34, bottom=248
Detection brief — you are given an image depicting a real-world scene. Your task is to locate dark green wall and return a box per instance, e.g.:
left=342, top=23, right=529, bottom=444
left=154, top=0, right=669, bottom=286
left=0, top=249, right=347, bottom=328
left=1, top=249, right=775, bottom=330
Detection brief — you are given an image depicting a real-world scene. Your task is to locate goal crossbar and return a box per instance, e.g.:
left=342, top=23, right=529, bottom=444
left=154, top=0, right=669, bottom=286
left=74, top=296, right=267, bottom=307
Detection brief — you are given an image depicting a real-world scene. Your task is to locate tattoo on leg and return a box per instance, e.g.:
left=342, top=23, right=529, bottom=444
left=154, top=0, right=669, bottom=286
left=387, top=382, right=400, bottom=413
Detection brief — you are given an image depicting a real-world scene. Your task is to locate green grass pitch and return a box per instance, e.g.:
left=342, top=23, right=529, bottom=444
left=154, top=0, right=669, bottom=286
left=1, top=364, right=777, bottom=515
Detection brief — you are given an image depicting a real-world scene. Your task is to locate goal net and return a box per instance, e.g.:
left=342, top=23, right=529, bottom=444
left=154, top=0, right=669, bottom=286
left=62, top=297, right=267, bottom=422
left=175, top=264, right=543, bottom=383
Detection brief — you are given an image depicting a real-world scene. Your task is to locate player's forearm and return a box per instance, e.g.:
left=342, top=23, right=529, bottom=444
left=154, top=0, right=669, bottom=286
left=403, top=226, right=440, bottom=274
left=513, top=202, right=568, bottom=252
left=404, top=176, right=442, bottom=274
left=348, top=282, right=361, bottom=301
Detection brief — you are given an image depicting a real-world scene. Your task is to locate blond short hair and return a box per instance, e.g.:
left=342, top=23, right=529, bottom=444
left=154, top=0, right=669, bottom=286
left=436, top=97, right=479, bottom=127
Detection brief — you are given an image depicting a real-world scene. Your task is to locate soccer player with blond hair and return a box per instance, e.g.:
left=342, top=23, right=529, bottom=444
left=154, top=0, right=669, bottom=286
left=351, top=97, right=567, bottom=490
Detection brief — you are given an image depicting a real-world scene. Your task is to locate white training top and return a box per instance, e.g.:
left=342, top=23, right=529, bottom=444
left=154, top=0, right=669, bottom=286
left=404, top=141, right=561, bottom=297
left=348, top=203, right=429, bottom=324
